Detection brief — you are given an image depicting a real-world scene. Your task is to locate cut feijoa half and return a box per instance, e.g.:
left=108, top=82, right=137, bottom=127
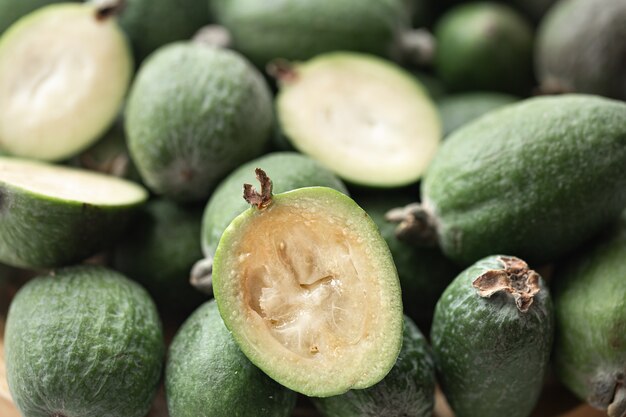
left=275, top=52, right=441, bottom=187
left=212, top=170, right=403, bottom=397
left=0, top=2, right=132, bottom=161
left=0, top=156, right=148, bottom=268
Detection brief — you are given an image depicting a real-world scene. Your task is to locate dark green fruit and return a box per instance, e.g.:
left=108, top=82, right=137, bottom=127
left=391, top=95, right=626, bottom=266
left=0, top=157, right=147, bottom=268
left=126, top=42, right=273, bottom=201
left=504, top=0, right=557, bottom=22
left=166, top=300, right=296, bottom=417
left=553, top=213, right=626, bottom=417
left=212, top=171, right=403, bottom=396
left=0, top=2, right=132, bottom=161
left=437, top=92, right=518, bottom=136
left=0, top=0, right=78, bottom=34
left=211, top=0, right=409, bottom=67
left=119, top=0, right=210, bottom=62
left=5, top=266, right=164, bottom=417
left=359, top=192, right=459, bottom=332
left=113, top=199, right=205, bottom=316
left=431, top=255, right=554, bottom=417
left=535, top=0, right=626, bottom=100
left=313, top=315, right=435, bottom=417
left=434, top=2, right=533, bottom=94
left=276, top=52, right=441, bottom=187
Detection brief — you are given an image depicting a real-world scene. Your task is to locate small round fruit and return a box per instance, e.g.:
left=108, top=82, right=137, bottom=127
left=166, top=300, right=296, bottom=417
left=5, top=266, right=165, bottom=417
left=212, top=171, right=403, bottom=397
left=126, top=43, right=273, bottom=201
left=0, top=2, right=132, bottom=161
left=276, top=52, right=441, bottom=187
left=0, top=156, right=148, bottom=269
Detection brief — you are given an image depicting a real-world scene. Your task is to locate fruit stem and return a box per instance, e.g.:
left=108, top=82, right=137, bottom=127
left=609, top=380, right=626, bottom=417
left=472, top=256, right=541, bottom=313
left=385, top=202, right=438, bottom=246
left=190, top=257, right=214, bottom=295
left=243, top=168, right=273, bottom=209
left=192, top=25, right=233, bottom=49
left=266, top=60, right=298, bottom=84
left=94, top=0, right=127, bottom=21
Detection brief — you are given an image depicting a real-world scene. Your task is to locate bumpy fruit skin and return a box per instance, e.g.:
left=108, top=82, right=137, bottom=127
left=535, top=0, right=626, bottom=100
left=211, top=0, right=408, bottom=67
left=423, top=94, right=626, bottom=266
left=166, top=301, right=296, bottom=417
left=0, top=162, right=147, bottom=269
left=5, top=266, right=164, bottom=417
left=113, top=199, right=205, bottom=316
left=126, top=43, right=273, bottom=201
left=437, top=92, right=518, bottom=137
left=313, top=315, right=435, bottom=417
left=119, top=0, right=210, bottom=62
left=431, top=255, right=553, bottom=417
left=201, top=152, right=348, bottom=258
left=0, top=0, right=77, bottom=34
left=434, top=2, right=533, bottom=94
left=553, top=213, right=626, bottom=413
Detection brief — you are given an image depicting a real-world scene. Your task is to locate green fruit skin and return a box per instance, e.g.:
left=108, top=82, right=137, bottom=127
left=437, top=92, right=518, bottom=137
left=119, top=0, right=210, bottom=62
left=535, top=0, right=626, bottom=100
left=5, top=266, right=165, bottom=417
left=0, top=0, right=78, bottom=34
left=0, top=178, right=145, bottom=269
left=553, top=213, right=626, bottom=411
left=166, top=300, right=296, bottom=417
left=211, top=0, right=409, bottom=67
left=358, top=192, right=459, bottom=332
left=113, top=199, right=206, bottom=316
left=201, top=151, right=348, bottom=258
left=434, top=2, right=534, bottom=94
left=504, top=0, right=557, bottom=22
left=126, top=43, right=273, bottom=202
left=313, top=315, right=435, bottom=417
left=423, top=94, right=626, bottom=266
left=431, top=255, right=554, bottom=417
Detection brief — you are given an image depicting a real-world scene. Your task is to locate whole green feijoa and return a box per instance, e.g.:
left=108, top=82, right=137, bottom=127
left=118, top=0, right=210, bottom=62
left=112, top=199, right=205, bottom=316
left=5, top=266, right=164, bottom=417
left=391, top=94, right=626, bottom=266
left=211, top=0, right=409, bottom=68
left=535, top=0, right=626, bottom=100
left=193, top=152, right=347, bottom=293
left=431, top=255, right=553, bottom=417
left=313, top=315, right=435, bottom=417
left=166, top=300, right=296, bottom=417
left=434, top=2, right=533, bottom=94
left=0, top=0, right=78, bottom=34
left=126, top=42, right=273, bottom=202
left=553, top=213, right=626, bottom=417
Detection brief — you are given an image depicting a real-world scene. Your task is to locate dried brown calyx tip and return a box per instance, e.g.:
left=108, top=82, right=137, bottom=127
left=189, top=257, right=214, bottom=295
left=472, top=256, right=541, bottom=313
left=385, top=203, right=438, bottom=247
left=266, top=59, right=298, bottom=84
left=94, top=0, right=126, bottom=21
left=608, top=380, right=626, bottom=417
left=243, top=168, right=273, bottom=209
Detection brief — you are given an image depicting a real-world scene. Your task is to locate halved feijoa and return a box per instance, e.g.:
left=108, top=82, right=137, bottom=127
left=212, top=170, right=403, bottom=397
left=0, top=2, right=132, bottom=161
left=0, top=156, right=147, bottom=268
left=275, top=52, right=441, bottom=188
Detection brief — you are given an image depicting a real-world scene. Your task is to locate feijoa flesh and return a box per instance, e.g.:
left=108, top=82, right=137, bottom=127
left=0, top=156, right=148, bottom=268
left=166, top=300, right=296, bottom=417
left=276, top=52, right=441, bottom=187
left=431, top=255, right=554, bottom=417
left=5, top=266, right=165, bottom=417
left=553, top=213, right=626, bottom=417
left=212, top=170, right=403, bottom=397
left=391, top=94, right=626, bottom=266
left=0, top=2, right=132, bottom=161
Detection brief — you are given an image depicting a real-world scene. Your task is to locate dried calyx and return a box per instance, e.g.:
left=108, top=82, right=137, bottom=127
left=94, top=0, right=127, bottom=21
left=244, top=168, right=273, bottom=209
left=472, top=256, right=541, bottom=313
left=266, top=60, right=299, bottom=84
left=385, top=202, right=438, bottom=247
left=608, top=379, right=626, bottom=417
